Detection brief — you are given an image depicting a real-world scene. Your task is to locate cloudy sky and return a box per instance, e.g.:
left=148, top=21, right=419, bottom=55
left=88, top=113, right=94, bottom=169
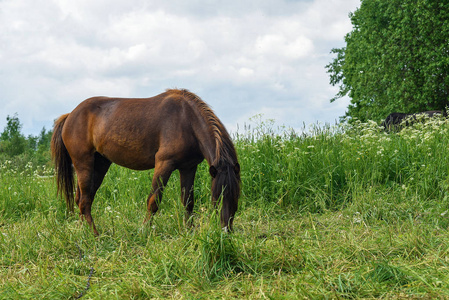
left=0, top=0, right=360, bottom=136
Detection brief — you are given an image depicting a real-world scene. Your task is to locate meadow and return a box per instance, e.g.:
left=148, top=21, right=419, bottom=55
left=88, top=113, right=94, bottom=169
left=1, top=115, right=449, bottom=299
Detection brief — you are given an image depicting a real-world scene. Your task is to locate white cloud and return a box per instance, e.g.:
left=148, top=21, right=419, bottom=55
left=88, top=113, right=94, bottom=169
left=254, top=34, right=314, bottom=60
left=0, top=0, right=360, bottom=135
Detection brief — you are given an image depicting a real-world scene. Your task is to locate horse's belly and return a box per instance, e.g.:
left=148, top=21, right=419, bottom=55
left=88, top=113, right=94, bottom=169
left=115, top=159, right=155, bottom=171
left=102, top=150, right=156, bottom=170
left=96, top=140, right=156, bottom=170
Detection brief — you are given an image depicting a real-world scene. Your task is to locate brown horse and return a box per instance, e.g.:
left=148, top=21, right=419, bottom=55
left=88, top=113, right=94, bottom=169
left=51, top=89, right=240, bottom=235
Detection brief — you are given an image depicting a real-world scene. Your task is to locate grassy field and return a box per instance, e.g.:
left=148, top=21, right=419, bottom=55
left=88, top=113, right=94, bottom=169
left=2, top=115, right=449, bottom=299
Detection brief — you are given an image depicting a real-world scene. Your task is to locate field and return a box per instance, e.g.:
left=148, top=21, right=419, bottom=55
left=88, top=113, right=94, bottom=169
left=2, top=116, right=449, bottom=299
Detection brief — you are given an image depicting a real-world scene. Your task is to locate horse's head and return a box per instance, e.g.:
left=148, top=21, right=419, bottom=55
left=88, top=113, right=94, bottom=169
left=209, top=162, right=241, bottom=231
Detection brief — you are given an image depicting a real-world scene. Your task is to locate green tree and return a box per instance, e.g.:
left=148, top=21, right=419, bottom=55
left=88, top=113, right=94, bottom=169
left=326, top=0, right=449, bottom=122
left=35, top=127, right=53, bottom=165
left=0, top=113, right=27, bottom=156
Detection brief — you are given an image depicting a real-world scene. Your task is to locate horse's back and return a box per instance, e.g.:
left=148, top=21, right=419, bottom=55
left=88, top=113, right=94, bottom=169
left=62, top=92, right=202, bottom=170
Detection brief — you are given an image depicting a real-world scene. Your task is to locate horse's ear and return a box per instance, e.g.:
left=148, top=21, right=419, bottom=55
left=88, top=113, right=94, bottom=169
left=209, top=166, right=218, bottom=178
left=234, top=163, right=240, bottom=174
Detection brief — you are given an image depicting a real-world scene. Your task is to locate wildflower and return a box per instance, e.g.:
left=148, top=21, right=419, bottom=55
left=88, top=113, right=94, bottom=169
left=353, top=212, right=362, bottom=224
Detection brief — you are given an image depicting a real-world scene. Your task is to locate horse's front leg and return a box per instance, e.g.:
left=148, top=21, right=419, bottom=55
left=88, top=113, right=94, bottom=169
left=146, top=160, right=174, bottom=222
left=180, top=165, right=197, bottom=227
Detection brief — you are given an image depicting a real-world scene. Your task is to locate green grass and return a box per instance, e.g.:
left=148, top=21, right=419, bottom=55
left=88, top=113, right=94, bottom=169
left=2, top=115, right=449, bottom=298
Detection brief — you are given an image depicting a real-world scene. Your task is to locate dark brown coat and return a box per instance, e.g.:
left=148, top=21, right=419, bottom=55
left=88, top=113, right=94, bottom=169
left=51, top=89, right=240, bottom=234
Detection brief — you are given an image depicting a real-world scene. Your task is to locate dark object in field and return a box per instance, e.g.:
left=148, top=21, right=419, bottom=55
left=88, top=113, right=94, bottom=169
left=382, top=110, right=446, bottom=130
left=51, top=89, right=241, bottom=235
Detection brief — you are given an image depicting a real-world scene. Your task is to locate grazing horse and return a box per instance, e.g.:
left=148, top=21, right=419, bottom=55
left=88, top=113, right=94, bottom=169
left=51, top=89, right=241, bottom=235
left=382, top=110, right=446, bottom=130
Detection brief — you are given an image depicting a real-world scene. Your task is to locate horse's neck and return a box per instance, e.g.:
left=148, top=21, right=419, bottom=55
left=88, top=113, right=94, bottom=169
left=193, top=118, right=219, bottom=167
left=200, top=133, right=218, bottom=167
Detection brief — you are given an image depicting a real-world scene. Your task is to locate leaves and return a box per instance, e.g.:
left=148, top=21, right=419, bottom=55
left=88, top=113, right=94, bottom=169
left=0, top=114, right=52, bottom=162
left=326, top=0, right=449, bottom=122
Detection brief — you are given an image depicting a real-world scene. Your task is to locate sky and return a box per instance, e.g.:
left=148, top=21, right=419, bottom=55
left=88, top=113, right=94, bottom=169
left=0, top=0, right=360, bottom=136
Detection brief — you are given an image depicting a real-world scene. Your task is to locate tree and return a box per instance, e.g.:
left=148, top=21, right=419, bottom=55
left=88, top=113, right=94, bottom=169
left=326, top=0, right=449, bottom=122
left=35, top=127, right=53, bottom=165
left=0, top=114, right=53, bottom=165
left=0, top=113, right=27, bottom=156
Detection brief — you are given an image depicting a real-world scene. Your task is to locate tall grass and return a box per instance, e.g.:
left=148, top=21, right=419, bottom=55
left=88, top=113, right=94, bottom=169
left=1, top=115, right=449, bottom=298
left=237, top=115, right=449, bottom=215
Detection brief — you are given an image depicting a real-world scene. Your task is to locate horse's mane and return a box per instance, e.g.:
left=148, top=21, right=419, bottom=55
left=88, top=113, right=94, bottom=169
left=167, top=89, right=240, bottom=217
left=166, top=89, right=238, bottom=167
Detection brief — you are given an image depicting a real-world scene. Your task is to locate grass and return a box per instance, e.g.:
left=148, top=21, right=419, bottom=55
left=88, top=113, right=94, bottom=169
left=2, top=115, right=449, bottom=298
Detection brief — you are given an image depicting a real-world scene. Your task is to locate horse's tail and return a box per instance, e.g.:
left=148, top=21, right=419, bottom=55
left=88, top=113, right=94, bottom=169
left=51, top=113, right=75, bottom=213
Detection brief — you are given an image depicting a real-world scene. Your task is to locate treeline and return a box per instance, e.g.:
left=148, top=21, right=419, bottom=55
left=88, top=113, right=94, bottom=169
left=0, top=114, right=53, bottom=167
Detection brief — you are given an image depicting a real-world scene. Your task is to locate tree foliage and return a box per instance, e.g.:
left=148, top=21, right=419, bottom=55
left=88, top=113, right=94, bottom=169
left=0, top=114, right=27, bottom=157
left=0, top=114, right=53, bottom=165
left=326, top=0, right=449, bottom=122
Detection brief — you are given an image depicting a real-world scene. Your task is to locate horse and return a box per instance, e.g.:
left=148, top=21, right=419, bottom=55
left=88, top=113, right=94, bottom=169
left=382, top=110, right=446, bottom=130
left=51, top=89, right=241, bottom=235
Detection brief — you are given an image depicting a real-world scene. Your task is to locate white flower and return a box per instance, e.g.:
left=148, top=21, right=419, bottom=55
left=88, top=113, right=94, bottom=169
left=353, top=212, right=362, bottom=224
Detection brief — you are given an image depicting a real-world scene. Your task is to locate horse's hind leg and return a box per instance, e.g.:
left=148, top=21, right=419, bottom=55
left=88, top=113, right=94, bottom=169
left=75, top=184, right=81, bottom=207
left=74, top=153, right=111, bottom=235
left=179, top=166, right=197, bottom=226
